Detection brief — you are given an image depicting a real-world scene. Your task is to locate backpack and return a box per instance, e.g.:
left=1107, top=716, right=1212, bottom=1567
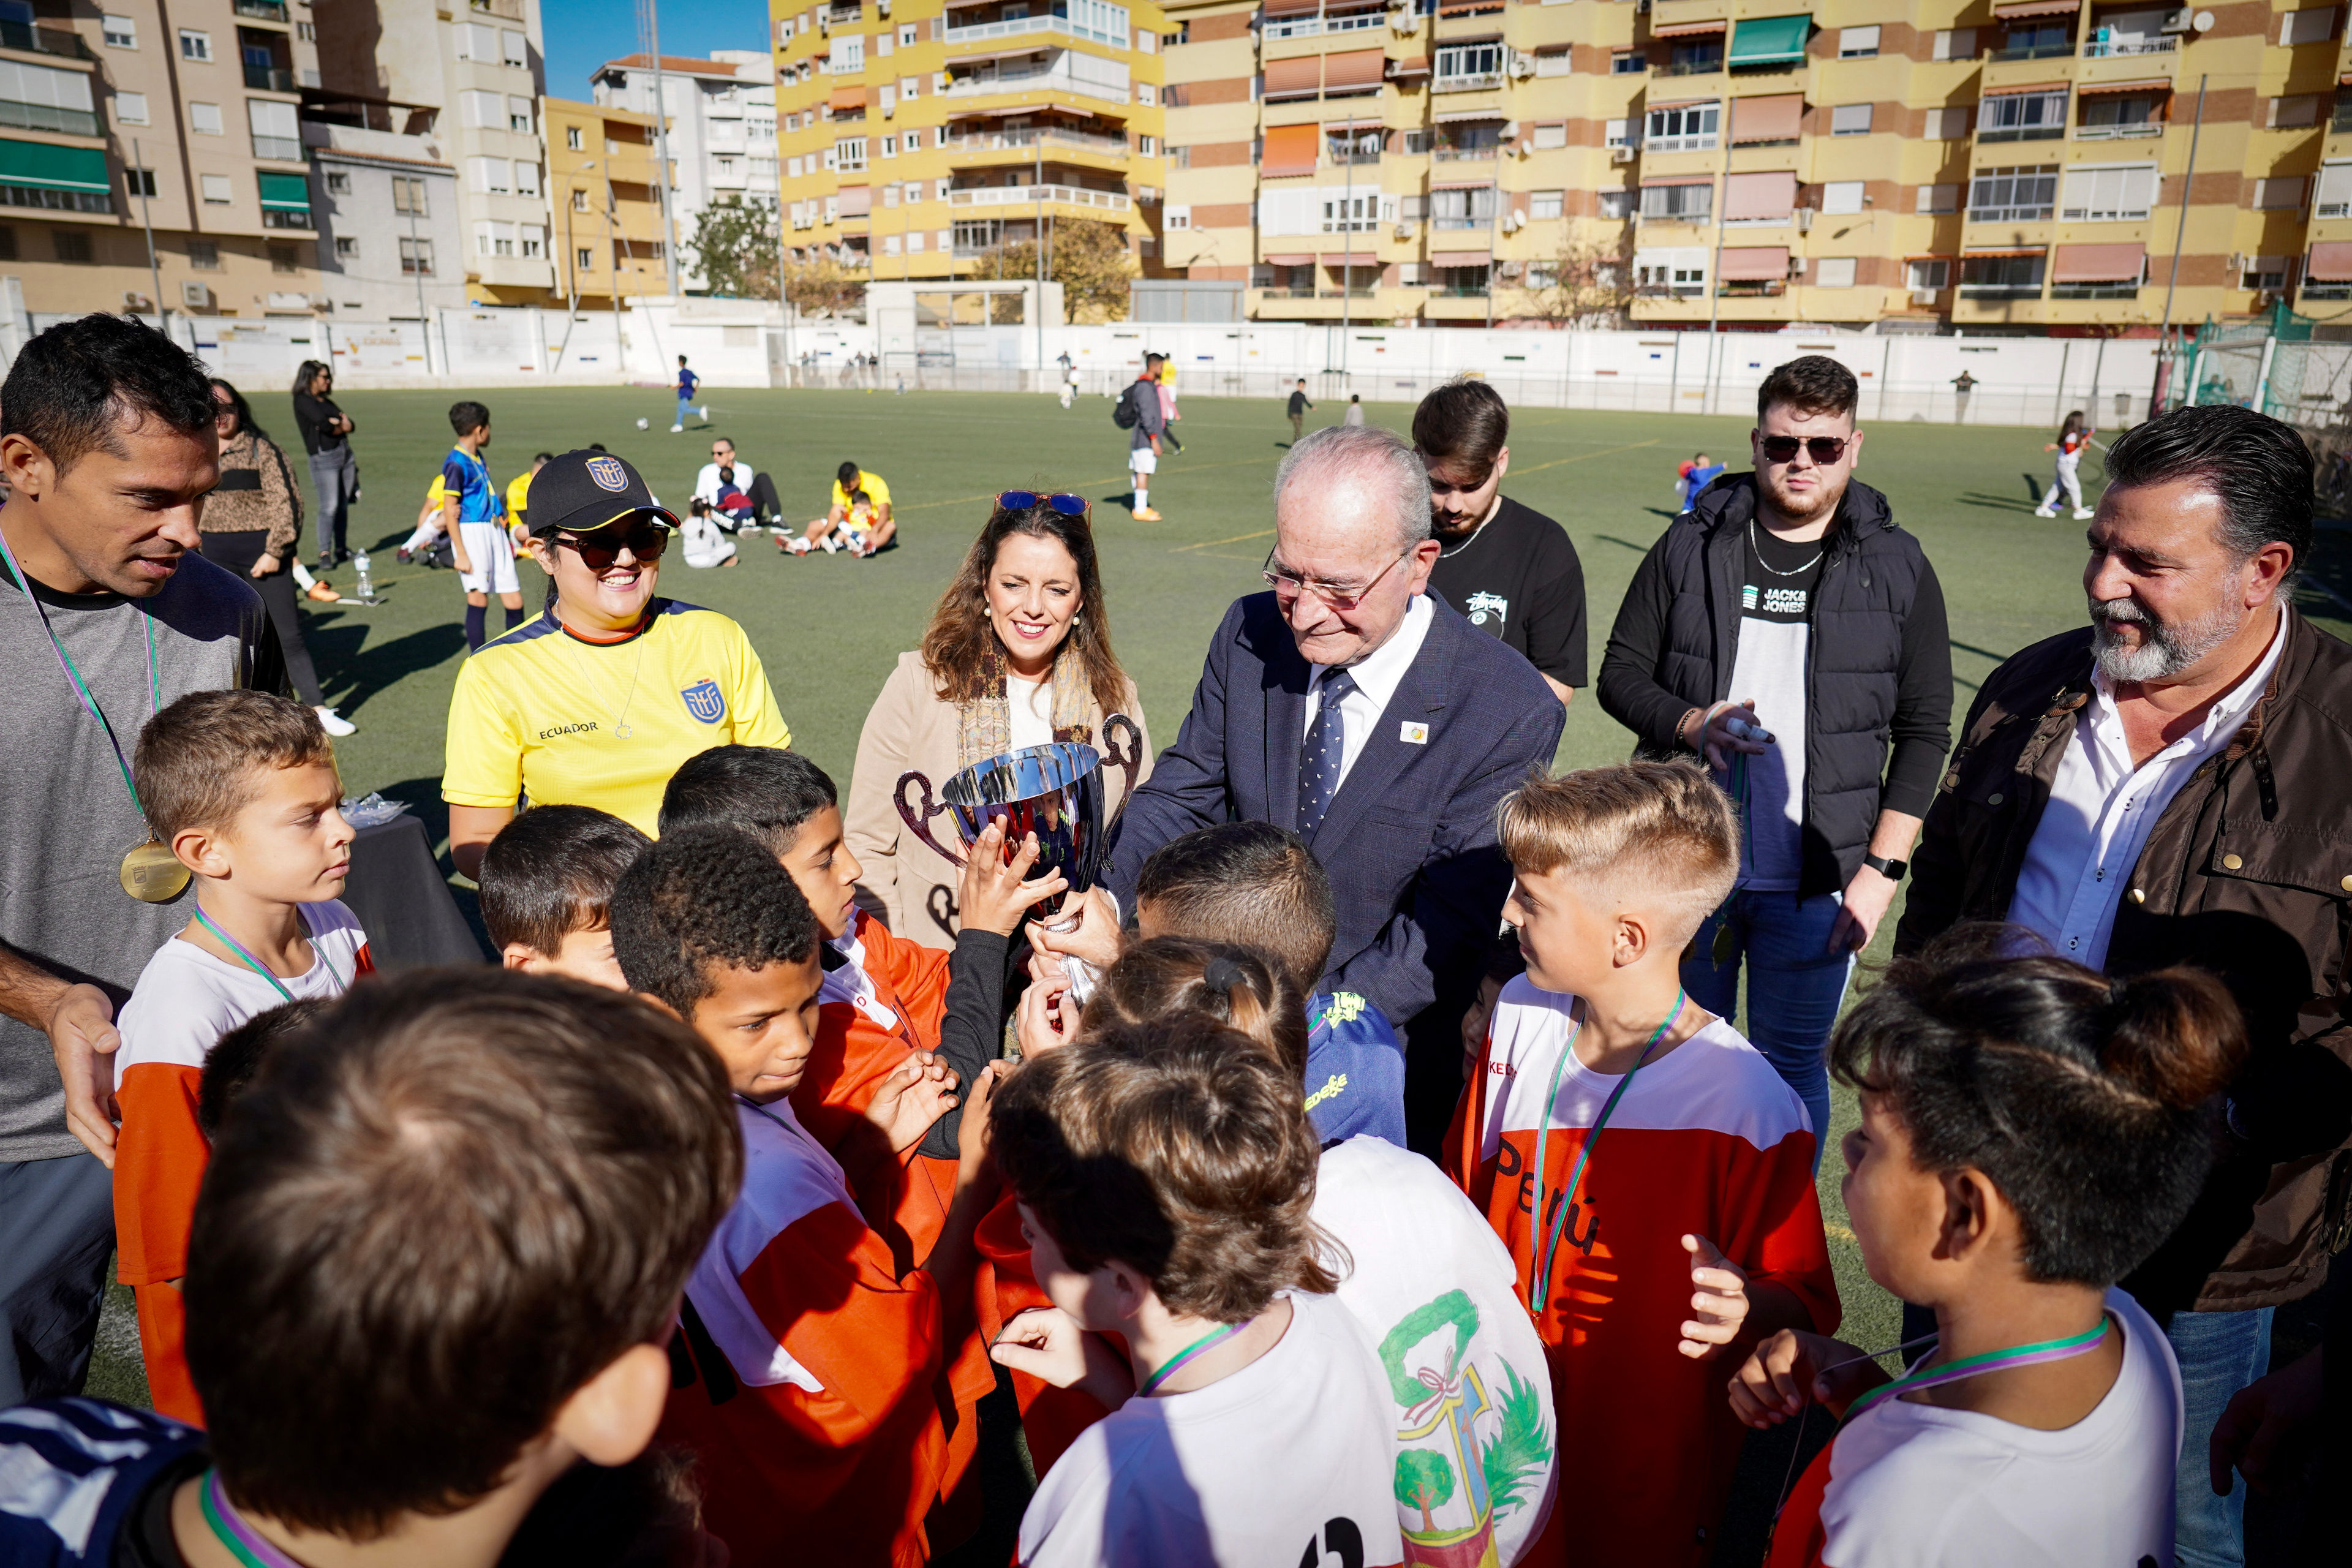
left=1111, top=382, right=1143, bottom=430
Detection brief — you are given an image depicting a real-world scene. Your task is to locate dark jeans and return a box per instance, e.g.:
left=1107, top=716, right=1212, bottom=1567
left=308, top=445, right=356, bottom=560
left=200, top=530, right=325, bottom=706
left=710, top=472, right=783, bottom=528
left=1683, top=889, right=1852, bottom=1171
left=0, top=1151, right=116, bottom=1404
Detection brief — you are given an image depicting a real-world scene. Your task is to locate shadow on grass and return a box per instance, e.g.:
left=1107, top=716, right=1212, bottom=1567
left=1956, top=492, right=2041, bottom=512
left=306, top=616, right=468, bottom=715
left=1597, top=534, right=1657, bottom=555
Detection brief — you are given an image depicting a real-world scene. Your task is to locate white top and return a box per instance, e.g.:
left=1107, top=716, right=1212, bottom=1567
left=1313, top=1137, right=1558, bottom=1566
left=1017, top=1289, right=1404, bottom=1568
left=692, top=460, right=761, bottom=507
left=1803, top=1287, right=2181, bottom=1567
left=1302, top=590, right=1434, bottom=789
left=116, top=902, right=368, bottom=1072
left=1725, top=616, right=1809, bottom=892
left=2007, top=606, right=2288, bottom=970
left=1006, top=675, right=1055, bottom=753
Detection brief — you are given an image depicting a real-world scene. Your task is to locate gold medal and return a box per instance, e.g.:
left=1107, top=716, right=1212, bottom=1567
left=120, top=840, right=191, bottom=903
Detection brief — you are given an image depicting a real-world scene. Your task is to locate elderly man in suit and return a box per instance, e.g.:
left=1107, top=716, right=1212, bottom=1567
left=1076, top=423, right=1563, bottom=1147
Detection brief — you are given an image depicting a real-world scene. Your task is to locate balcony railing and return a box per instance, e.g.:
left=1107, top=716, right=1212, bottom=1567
left=252, top=134, right=303, bottom=160
left=262, top=208, right=313, bottom=230
left=1659, top=58, right=1724, bottom=77
left=1433, top=215, right=1494, bottom=230
left=944, top=127, right=1128, bottom=156
left=1718, top=280, right=1785, bottom=296
left=0, top=99, right=97, bottom=136
left=2082, top=36, right=2176, bottom=58
left=245, top=65, right=296, bottom=91
left=1264, top=10, right=1385, bottom=39
left=1989, top=42, right=2072, bottom=61
left=2051, top=281, right=2143, bottom=297
left=944, top=66, right=1129, bottom=105
left=1645, top=133, right=1718, bottom=153
left=234, top=0, right=288, bottom=21
left=1328, top=148, right=1381, bottom=165
left=1434, top=71, right=1502, bottom=93
left=2075, top=122, right=2162, bottom=140
left=827, top=3, right=864, bottom=25
left=1436, top=283, right=1490, bottom=296
left=1969, top=203, right=2053, bottom=222
left=1978, top=124, right=2064, bottom=143
left=1432, top=145, right=1496, bottom=161
left=949, top=182, right=1131, bottom=213
left=946, top=11, right=1127, bottom=47
left=0, top=18, right=92, bottom=58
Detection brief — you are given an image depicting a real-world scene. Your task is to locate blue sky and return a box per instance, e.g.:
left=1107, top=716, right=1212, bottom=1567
left=543, top=0, right=774, bottom=99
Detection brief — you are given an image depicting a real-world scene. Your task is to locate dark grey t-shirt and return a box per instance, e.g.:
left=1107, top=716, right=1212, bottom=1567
left=0, top=551, right=280, bottom=1162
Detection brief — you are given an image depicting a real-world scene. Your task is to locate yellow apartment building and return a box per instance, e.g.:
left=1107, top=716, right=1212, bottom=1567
left=545, top=96, right=673, bottom=309
left=767, top=0, right=1167, bottom=285
left=1158, top=1, right=2352, bottom=333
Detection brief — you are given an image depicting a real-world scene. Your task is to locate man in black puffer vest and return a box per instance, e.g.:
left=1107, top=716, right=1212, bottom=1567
left=1598, top=355, right=1952, bottom=1153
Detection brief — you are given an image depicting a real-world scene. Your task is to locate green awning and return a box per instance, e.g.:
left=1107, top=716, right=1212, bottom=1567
left=1729, top=15, right=1812, bottom=66
left=257, top=172, right=311, bottom=209
left=0, top=138, right=108, bottom=194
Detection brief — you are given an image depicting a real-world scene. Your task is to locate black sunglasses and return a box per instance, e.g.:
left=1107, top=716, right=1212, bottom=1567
left=997, top=491, right=1090, bottom=519
left=555, top=522, right=670, bottom=569
left=1760, top=435, right=1850, bottom=464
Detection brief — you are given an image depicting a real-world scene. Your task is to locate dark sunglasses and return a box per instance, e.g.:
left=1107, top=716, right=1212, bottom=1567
left=997, top=491, right=1091, bottom=519
left=1760, top=435, right=1850, bottom=464
left=554, top=523, right=670, bottom=569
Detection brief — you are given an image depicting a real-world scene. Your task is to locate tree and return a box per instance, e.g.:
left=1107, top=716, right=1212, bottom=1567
left=778, top=252, right=865, bottom=318
left=685, top=195, right=779, bottom=300
left=1393, top=1450, right=1455, bottom=1536
left=1528, top=232, right=1637, bottom=328
left=974, top=217, right=1137, bottom=323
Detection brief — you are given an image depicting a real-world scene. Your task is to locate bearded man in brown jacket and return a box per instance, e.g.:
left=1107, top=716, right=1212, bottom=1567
left=1897, top=404, right=2352, bottom=1568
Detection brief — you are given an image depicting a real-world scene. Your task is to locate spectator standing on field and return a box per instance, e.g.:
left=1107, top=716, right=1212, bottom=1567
left=1896, top=405, right=2352, bottom=1568
left=441, top=401, right=520, bottom=653
left=1156, top=355, right=1183, bottom=453
left=1287, top=378, right=1313, bottom=443
left=0, top=313, right=285, bottom=1407
left=1122, top=354, right=1167, bottom=521
left=1344, top=394, right=1365, bottom=427
left=1597, top=354, right=1953, bottom=1154
left=1415, top=377, right=1587, bottom=708
left=1951, top=368, right=1977, bottom=423
left=289, top=360, right=355, bottom=568
left=672, top=355, right=703, bottom=432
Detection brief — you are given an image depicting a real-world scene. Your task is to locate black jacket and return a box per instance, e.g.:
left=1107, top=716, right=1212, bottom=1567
left=1597, top=474, right=1953, bottom=895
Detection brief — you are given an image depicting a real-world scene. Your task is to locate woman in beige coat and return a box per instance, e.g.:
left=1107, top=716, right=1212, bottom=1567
left=846, top=494, right=1152, bottom=948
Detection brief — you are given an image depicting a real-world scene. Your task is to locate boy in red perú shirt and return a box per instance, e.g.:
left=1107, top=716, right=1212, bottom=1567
left=1445, top=761, right=1838, bottom=1567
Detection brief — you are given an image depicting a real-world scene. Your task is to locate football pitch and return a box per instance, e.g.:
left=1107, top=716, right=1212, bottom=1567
left=90, top=385, right=2352, bottom=1553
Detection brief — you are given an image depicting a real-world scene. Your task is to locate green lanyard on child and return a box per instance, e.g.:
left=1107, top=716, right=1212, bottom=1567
left=191, top=905, right=341, bottom=1002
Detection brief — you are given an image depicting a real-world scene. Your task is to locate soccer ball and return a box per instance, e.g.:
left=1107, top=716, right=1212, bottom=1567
left=635, top=417, right=650, bottom=430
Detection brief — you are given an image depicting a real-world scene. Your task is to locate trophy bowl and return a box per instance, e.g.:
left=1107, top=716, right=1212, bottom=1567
left=894, top=713, right=1143, bottom=926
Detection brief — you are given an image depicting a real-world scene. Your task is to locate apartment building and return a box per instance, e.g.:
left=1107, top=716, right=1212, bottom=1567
left=546, top=96, right=673, bottom=309
left=0, top=1, right=328, bottom=320
left=1158, top=1, right=2352, bottom=333
left=315, top=0, right=553, bottom=305
left=590, top=50, right=778, bottom=293
left=304, top=107, right=466, bottom=321
left=768, top=0, right=1166, bottom=286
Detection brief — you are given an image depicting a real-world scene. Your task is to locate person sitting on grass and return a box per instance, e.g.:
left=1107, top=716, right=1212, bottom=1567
left=783, top=459, right=895, bottom=556
left=478, top=802, right=650, bottom=989
left=1734, top=935, right=2234, bottom=1567
left=0, top=968, right=744, bottom=1568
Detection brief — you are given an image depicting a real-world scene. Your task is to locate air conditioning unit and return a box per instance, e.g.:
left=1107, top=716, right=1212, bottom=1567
left=121, top=290, right=153, bottom=312
left=1611, top=145, right=1635, bottom=164
left=1910, top=287, right=1940, bottom=305
left=180, top=281, right=211, bottom=309
left=1501, top=120, right=1520, bottom=138
left=1795, top=207, right=1815, bottom=231
left=1509, top=56, right=1534, bottom=80
left=878, top=0, right=891, bottom=13
left=1394, top=221, right=1414, bottom=238
left=1787, top=255, right=1807, bottom=279
left=2160, top=7, right=2193, bottom=32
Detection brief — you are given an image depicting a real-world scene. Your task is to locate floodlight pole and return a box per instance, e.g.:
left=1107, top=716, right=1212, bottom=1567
left=2152, top=74, right=2207, bottom=415
left=132, top=137, right=164, bottom=331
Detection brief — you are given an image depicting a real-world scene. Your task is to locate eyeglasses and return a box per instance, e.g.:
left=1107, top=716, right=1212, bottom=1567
left=1760, top=435, right=1850, bottom=465
left=1262, top=546, right=1411, bottom=610
left=997, top=491, right=1091, bottom=519
left=555, top=522, right=670, bottom=570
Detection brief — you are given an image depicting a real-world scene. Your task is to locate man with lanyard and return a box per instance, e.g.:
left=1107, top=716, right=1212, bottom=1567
left=1898, top=405, right=2352, bottom=1568
left=1413, top=377, right=1587, bottom=707
left=0, top=314, right=283, bottom=1406
left=1597, top=354, right=1952, bottom=1155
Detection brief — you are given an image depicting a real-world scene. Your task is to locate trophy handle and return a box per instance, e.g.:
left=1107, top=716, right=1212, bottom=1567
left=1102, top=711, right=1145, bottom=823
left=894, top=771, right=969, bottom=869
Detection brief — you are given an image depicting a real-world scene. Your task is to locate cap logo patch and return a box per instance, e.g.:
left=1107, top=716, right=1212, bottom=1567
left=586, top=456, right=630, bottom=492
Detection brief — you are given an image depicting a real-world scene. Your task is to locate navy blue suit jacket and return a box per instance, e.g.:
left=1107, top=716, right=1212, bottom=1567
left=1106, top=590, right=1564, bottom=1029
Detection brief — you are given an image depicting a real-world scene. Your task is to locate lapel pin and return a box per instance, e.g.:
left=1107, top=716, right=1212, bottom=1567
left=1400, top=722, right=1430, bottom=745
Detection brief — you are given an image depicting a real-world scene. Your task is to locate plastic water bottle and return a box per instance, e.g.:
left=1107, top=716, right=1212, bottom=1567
left=352, top=549, right=376, bottom=603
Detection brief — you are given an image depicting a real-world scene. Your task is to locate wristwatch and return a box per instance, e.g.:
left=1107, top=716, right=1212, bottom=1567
left=1863, top=853, right=1909, bottom=882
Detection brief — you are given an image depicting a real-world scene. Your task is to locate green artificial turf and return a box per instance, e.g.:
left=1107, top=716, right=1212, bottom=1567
left=106, top=386, right=2342, bottom=1556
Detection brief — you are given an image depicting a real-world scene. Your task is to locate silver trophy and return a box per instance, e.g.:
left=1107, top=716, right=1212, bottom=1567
left=895, top=714, right=1144, bottom=1008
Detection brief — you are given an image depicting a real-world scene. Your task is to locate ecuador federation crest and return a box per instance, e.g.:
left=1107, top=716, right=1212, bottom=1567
left=586, top=454, right=630, bottom=492
left=680, top=679, right=726, bottom=724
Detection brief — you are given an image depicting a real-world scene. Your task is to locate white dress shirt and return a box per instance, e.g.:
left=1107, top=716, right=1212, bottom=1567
left=693, top=460, right=760, bottom=507
left=2007, top=606, right=2290, bottom=970
left=1303, top=592, right=1434, bottom=790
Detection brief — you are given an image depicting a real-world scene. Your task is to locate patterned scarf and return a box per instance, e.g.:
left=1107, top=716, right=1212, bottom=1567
left=954, top=638, right=1096, bottom=771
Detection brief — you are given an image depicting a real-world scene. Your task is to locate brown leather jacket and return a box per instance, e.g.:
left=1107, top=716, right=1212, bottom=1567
left=1897, top=613, right=2352, bottom=1316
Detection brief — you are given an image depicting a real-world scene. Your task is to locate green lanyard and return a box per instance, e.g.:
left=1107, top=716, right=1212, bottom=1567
left=1526, top=990, right=1685, bottom=1318
left=1844, top=1319, right=2114, bottom=1423
left=191, top=905, right=340, bottom=1002
left=0, top=538, right=161, bottom=814
left=1139, top=1316, right=1253, bottom=1396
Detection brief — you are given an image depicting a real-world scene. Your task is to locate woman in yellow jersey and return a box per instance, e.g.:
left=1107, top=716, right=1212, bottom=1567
left=442, top=449, right=791, bottom=875
left=843, top=491, right=1148, bottom=948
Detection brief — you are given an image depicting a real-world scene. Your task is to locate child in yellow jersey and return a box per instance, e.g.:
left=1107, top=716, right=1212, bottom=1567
left=398, top=474, right=449, bottom=564
left=508, top=451, right=552, bottom=556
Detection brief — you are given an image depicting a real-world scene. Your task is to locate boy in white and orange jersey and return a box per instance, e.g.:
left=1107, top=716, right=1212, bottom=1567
left=1444, top=760, right=1836, bottom=1568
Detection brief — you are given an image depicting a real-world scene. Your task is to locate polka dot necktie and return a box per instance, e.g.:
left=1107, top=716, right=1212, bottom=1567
left=1296, top=667, right=1357, bottom=840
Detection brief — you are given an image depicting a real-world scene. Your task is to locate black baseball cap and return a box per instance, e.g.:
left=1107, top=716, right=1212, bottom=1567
left=522, top=449, right=680, bottom=538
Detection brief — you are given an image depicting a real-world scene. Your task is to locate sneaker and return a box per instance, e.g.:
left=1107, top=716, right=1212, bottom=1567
left=670, top=423, right=684, bottom=433
left=306, top=580, right=341, bottom=603
left=396, top=547, right=412, bottom=565
left=2032, top=507, right=2057, bottom=518
left=1131, top=506, right=1163, bottom=521
left=314, top=707, right=356, bottom=737
left=2073, top=507, right=2095, bottom=519
left=699, top=404, right=709, bottom=420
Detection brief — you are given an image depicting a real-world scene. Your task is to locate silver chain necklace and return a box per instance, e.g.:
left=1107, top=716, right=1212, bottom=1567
left=559, top=614, right=653, bottom=739
left=1748, top=518, right=1824, bottom=578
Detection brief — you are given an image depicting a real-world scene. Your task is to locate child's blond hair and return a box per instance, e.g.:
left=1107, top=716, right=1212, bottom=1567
left=1498, top=761, right=1738, bottom=946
